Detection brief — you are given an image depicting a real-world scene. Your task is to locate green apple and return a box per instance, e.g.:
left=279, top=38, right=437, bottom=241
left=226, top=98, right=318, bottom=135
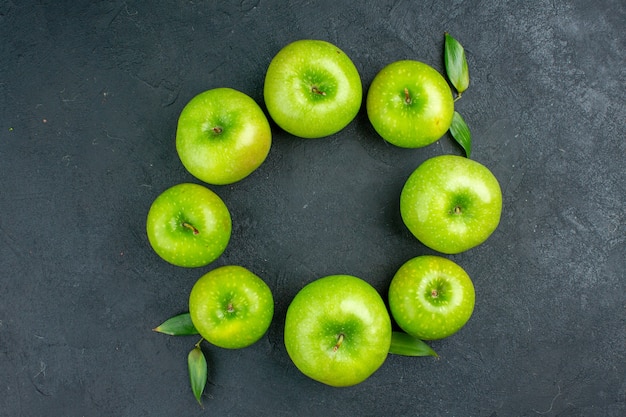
left=400, top=155, right=502, bottom=254
left=189, top=265, right=274, bottom=349
left=146, top=183, right=231, bottom=267
left=176, top=88, right=272, bottom=185
left=284, top=275, right=392, bottom=387
left=264, top=39, right=362, bottom=138
left=388, top=256, right=475, bottom=340
left=366, top=60, right=454, bottom=148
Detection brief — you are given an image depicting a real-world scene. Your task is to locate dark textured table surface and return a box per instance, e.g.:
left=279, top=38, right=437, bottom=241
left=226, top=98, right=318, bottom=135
left=1, top=1, right=625, bottom=416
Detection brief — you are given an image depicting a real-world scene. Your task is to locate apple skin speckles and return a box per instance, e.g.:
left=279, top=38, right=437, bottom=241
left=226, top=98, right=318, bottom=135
left=366, top=60, right=454, bottom=149
left=264, top=39, right=363, bottom=139
left=284, top=274, right=392, bottom=387
left=146, top=183, right=232, bottom=268
left=389, top=255, right=475, bottom=341
left=176, top=88, right=272, bottom=185
left=189, top=265, right=274, bottom=349
left=400, top=155, right=502, bottom=254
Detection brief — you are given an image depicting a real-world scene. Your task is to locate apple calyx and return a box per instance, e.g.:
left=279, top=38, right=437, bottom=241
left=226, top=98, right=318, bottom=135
left=211, top=126, right=223, bottom=134
left=332, top=333, right=345, bottom=352
left=427, top=278, right=451, bottom=306
left=182, top=221, right=200, bottom=235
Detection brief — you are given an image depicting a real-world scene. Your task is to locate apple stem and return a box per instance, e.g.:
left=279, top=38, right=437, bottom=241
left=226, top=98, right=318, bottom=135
left=194, top=338, right=204, bottom=349
left=453, top=206, right=462, bottom=215
left=227, top=302, right=234, bottom=313
left=333, top=333, right=345, bottom=352
left=212, top=126, right=223, bottom=134
left=311, top=86, right=326, bottom=96
left=404, top=87, right=412, bottom=104
left=182, top=222, right=200, bottom=235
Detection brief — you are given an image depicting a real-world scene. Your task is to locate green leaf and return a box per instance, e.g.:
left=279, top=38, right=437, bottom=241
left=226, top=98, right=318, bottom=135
left=444, top=32, right=470, bottom=95
left=188, top=345, right=207, bottom=407
left=152, top=313, right=199, bottom=336
left=389, top=331, right=439, bottom=357
left=449, top=111, right=472, bottom=158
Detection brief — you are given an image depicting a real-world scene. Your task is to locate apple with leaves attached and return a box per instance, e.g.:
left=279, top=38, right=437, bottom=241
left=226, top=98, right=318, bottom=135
left=155, top=265, right=274, bottom=406
left=400, top=155, right=502, bottom=254
left=388, top=255, right=475, bottom=340
left=264, top=39, right=362, bottom=138
left=146, top=183, right=231, bottom=267
left=284, top=275, right=391, bottom=387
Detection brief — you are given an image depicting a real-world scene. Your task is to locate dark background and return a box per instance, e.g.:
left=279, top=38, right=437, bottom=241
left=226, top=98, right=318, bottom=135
left=1, top=1, right=624, bottom=416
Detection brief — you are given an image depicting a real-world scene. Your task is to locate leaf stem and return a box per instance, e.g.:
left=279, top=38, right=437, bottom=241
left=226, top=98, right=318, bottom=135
left=194, top=338, right=204, bottom=349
